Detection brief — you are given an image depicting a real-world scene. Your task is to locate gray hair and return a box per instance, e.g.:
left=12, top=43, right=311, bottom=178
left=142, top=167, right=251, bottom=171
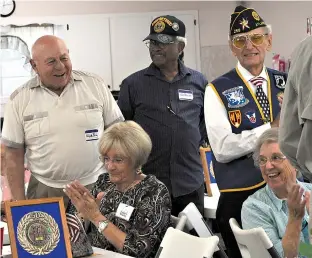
left=98, top=121, right=152, bottom=170
left=253, top=128, right=279, bottom=167
left=176, top=36, right=187, bottom=47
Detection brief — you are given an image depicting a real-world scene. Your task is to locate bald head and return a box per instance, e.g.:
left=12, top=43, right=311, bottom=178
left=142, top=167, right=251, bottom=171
left=30, top=35, right=72, bottom=94
left=31, top=35, right=68, bottom=60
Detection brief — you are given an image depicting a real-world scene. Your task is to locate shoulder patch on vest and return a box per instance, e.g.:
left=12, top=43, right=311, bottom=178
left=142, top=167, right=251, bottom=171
left=228, top=110, right=242, bottom=128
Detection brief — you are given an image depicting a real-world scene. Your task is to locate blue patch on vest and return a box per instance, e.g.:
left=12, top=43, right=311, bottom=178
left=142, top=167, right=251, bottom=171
left=222, top=86, right=249, bottom=108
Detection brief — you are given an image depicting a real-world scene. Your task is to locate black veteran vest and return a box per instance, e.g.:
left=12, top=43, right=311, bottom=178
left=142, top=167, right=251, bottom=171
left=210, top=67, right=287, bottom=192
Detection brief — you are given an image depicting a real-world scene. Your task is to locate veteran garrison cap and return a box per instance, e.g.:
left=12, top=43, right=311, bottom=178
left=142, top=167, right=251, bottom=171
left=230, top=5, right=266, bottom=36
left=143, top=15, right=186, bottom=44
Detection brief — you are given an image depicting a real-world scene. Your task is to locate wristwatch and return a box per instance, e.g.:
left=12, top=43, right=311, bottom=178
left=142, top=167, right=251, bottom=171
left=98, top=219, right=109, bottom=233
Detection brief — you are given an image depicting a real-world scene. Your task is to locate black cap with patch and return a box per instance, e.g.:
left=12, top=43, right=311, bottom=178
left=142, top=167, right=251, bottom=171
left=143, top=15, right=186, bottom=44
left=230, top=5, right=266, bottom=36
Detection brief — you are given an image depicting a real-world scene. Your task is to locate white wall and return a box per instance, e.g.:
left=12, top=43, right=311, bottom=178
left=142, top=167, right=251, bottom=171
left=2, top=1, right=312, bottom=70
left=251, top=1, right=312, bottom=67
left=3, top=1, right=236, bottom=48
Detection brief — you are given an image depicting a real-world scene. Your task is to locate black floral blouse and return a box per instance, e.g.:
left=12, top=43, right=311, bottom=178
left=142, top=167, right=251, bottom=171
left=68, top=173, right=171, bottom=258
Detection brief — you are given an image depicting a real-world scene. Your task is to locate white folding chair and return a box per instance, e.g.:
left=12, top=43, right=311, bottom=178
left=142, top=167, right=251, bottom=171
left=0, top=221, right=10, bottom=245
left=171, top=215, right=188, bottom=232
left=229, top=218, right=281, bottom=258
left=179, top=202, right=228, bottom=257
left=155, top=227, right=219, bottom=258
left=200, top=147, right=220, bottom=219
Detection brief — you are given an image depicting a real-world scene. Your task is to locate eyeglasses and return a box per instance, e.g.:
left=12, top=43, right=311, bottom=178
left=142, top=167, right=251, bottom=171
left=99, top=156, right=127, bottom=165
left=258, top=154, right=286, bottom=166
left=145, top=40, right=175, bottom=49
left=232, top=33, right=268, bottom=49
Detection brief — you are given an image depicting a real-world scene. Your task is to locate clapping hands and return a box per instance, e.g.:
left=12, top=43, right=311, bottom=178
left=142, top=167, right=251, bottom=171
left=64, top=181, right=102, bottom=223
left=287, top=184, right=310, bottom=219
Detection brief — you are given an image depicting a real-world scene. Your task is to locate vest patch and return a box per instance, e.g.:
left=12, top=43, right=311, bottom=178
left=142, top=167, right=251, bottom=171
left=245, top=110, right=257, bottom=123
left=273, top=74, right=286, bottom=89
left=222, top=86, right=249, bottom=108
left=228, top=110, right=242, bottom=128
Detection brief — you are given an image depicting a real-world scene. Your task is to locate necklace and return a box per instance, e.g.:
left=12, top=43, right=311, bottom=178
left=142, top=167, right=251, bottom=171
left=118, top=179, right=139, bottom=193
left=114, top=175, right=145, bottom=210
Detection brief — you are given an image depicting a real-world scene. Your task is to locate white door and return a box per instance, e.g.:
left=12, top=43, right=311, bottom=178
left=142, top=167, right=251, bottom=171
left=151, top=13, right=200, bottom=71
left=174, top=14, right=198, bottom=71
left=63, top=15, right=112, bottom=88
left=110, top=11, right=201, bottom=91
left=109, top=15, right=153, bottom=91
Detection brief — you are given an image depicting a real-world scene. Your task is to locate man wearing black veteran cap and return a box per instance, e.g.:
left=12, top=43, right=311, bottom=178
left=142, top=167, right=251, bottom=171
left=118, top=15, right=208, bottom=216
left=204, top=6, right=287, bottom=257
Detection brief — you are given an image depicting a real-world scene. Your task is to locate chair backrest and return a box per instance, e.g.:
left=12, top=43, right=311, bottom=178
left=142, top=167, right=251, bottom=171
left=229, top=218, right=281, bottom=258
left=179, top=202, right=228, bottom=257
left=200, top=146, right=216, bottom=197
left=171, top=215, right=188, bottom=232
left=179, top=202, right=213, bottom=237
left=155, top=227, right=219, bottom=258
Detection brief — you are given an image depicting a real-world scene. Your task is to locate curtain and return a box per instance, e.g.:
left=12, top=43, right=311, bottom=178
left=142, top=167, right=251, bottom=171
left=1, top=24, right=55, bottom=67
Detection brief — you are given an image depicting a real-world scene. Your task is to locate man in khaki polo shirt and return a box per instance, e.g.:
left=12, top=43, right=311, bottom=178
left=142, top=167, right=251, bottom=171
left=1, top=35, right=124, bottom=206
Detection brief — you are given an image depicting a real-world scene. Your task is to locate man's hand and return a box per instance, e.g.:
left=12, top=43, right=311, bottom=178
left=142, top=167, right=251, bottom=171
left=270, top=112, right=280, bottom=128
left=278, top=93, right=284, bottom=108
left=1, top=144, right=6, bottom=176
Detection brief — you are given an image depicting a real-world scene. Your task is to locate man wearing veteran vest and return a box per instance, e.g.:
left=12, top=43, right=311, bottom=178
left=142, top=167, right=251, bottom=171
left=204, top=6, right=287, bottom=258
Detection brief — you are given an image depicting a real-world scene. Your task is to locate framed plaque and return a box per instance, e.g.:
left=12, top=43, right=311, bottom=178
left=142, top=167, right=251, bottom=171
left=5, top=197, right=72, bottom=258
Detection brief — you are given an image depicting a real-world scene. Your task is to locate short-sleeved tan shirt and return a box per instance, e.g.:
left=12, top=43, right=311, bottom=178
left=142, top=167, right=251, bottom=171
left=1, top=71, right=124, bottom=188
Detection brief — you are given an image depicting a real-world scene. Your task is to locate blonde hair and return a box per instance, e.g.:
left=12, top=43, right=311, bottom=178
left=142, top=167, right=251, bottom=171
left=99, top=121, right=152, bottom=170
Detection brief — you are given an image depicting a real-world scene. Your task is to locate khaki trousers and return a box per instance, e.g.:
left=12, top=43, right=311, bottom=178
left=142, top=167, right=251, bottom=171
left=26, top=175, right=95, bottom=207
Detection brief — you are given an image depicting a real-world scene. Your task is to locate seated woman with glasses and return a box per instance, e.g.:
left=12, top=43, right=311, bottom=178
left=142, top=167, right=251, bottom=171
left=241, top=128, right=312, bottom=258
left=64, top=121, right=171, bottom=258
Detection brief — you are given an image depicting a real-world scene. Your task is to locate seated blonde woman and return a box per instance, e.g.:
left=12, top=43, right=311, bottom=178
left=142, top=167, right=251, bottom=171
left=64, top=121, right=171, bottom=258
left=241, top=128, right=312, bottom=258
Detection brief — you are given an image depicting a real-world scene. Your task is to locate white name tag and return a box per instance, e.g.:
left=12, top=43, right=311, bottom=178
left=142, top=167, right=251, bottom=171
left=178, top=89, right=193, bottom=101
left=85, top=129, right=99, bottom=141
left=116, top=203, right=134, bottom=221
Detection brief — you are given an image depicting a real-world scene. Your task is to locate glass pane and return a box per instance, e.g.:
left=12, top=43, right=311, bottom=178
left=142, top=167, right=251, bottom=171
left=0, top=49, right=32, bottom=98
left=0, top=52, right=31, bottom=77
left=2, top=77, right=31, bottom=97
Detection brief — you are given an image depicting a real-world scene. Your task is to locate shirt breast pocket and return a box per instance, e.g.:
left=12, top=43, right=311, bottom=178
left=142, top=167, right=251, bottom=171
left=177, top=89, right=202, bottom=114
left=24, top=112, right=50, bottom=139
left=74, top=104, right=103, bottom=128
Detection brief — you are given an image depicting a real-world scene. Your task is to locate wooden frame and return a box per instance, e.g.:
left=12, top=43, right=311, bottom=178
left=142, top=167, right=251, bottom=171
left=5, top=197, right=72, bottom=258
left=200, top=146, right=213, bottom=197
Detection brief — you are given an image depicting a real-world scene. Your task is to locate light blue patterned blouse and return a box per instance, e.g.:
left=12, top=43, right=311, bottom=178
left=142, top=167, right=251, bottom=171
left=241, top=181, right=312, bottom=258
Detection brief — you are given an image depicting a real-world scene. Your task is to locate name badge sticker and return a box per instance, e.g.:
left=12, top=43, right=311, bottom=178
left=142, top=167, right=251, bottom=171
left=116, top=203, right=135, bottom=221
left=85, top=129, right=99, bottom=141
left=178, top=89, right=193, bottom=101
